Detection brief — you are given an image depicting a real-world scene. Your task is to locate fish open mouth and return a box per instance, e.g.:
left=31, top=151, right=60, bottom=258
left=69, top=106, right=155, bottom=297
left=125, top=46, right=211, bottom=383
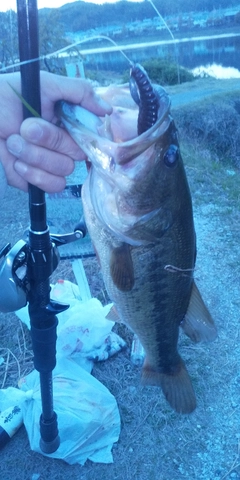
left=55, top=64, right=172, bottom=170
left=54, top=65, right=175, bottom=242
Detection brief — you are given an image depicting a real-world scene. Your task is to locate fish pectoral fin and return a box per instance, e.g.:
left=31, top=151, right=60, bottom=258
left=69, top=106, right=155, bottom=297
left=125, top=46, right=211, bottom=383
left=110, top=243, right=134, bottom=292
left=181, top=281, right=217, bottom=343
left=106, top=305, right=122, bottom=323
left=141, top=358, right=196, bottom=414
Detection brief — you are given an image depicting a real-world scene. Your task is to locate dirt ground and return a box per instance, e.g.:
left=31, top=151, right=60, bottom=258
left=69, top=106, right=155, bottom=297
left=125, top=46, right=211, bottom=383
left=0, top=78, right=240, bottom=479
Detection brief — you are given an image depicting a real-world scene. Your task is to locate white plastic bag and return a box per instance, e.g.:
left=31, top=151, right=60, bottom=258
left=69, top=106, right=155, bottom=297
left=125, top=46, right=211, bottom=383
left=2, top=280, right=126, bottom=464
left=16, top=280, right=125, bottom=371
left=19, top=358, right=120, bottom=465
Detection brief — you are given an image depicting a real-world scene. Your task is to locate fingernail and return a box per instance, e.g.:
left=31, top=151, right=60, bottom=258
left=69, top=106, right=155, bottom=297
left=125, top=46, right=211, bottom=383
left=25, top=122, right=43, bottom=141
left=14, top=160, right=28, bottom=175
left=6, top=135, right=23, bottom=156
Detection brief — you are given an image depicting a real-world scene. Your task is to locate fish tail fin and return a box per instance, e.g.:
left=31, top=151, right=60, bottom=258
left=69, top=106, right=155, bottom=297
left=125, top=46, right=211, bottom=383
left=141, top=358, right=196, bottom=414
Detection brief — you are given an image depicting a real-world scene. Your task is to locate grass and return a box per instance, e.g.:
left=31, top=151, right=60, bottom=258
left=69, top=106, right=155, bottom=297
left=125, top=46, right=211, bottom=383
left=182, top=143, right=240, bottom=205
left=173, top=89, right=240, bottom=170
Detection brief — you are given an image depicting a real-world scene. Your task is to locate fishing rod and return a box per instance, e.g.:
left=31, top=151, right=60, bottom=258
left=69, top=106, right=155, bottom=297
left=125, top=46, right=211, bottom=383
left=9, top=0, right=86, bottom=453
left=16, top=0, right=62, bottom=454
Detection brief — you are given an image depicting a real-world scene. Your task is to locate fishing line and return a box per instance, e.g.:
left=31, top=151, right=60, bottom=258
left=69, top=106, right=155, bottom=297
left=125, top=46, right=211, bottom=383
left=148, top=0, right=175, bottom=41
left=147, top=0, right=180, bottom=83
left=0, top=35, right=133, bottom=73
left=164, top=264, right=195, bottom=278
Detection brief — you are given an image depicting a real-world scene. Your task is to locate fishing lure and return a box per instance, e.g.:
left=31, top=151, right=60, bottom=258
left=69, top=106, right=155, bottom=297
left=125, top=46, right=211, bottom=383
left=130, top=63, right=159, bottom=135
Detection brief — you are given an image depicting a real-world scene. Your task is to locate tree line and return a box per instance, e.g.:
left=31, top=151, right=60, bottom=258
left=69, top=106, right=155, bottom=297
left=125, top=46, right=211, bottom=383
left=0, top=10, right=67, bottom=69
left=56, top=0, right=240, bottom=32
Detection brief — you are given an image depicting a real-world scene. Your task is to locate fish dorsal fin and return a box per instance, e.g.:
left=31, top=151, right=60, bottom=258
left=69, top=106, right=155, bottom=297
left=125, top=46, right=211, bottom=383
left=110, top=243, right=134, bottom=292
left=181, top=281, right=217, bottom=343
left=106, top=305, right=122, bottom=323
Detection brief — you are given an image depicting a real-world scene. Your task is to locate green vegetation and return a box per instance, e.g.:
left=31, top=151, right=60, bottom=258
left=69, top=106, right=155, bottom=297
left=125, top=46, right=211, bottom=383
left=0, top=10, right=18, bottom=68
left=121, top=58, right=194, bottom=86
left=39, top=10, right=68, bottom=56
left=174, top=94, right=240, bottom=169
left=54, top=0, right=240, bottom=32
left=139, top=58, right=194, bottom=85
left=0, top=9, right=68, bottom=70
left=182, top=142, right=240, bottom=207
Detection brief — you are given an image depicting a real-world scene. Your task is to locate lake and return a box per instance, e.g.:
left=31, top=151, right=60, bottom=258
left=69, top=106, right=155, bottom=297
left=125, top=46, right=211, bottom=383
left=79, top=31, right=240, bottom=73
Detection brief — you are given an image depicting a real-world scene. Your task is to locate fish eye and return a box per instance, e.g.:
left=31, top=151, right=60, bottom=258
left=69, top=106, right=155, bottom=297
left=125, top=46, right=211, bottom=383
left=163, top=145, right=179, bottom=168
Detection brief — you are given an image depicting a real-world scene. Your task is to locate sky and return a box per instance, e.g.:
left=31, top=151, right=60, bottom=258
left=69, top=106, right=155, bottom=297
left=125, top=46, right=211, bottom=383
left=1, top=0, right=143, bottom=12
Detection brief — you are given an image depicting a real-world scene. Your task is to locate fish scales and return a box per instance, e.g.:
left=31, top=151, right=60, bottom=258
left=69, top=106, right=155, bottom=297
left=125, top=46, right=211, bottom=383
left=55, top=64, right=217, bottom=414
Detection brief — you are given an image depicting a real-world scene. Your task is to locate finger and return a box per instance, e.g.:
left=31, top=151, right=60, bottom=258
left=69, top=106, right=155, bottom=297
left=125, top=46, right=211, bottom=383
left=14, top=161, right=67, bottom=193
left=0, top=139, right=28, bottom=191
left=6, top=133, right=76, bottom=176
left=19, top=118, right=86, bottom=160
left=40, top=71, right=112, bottom=117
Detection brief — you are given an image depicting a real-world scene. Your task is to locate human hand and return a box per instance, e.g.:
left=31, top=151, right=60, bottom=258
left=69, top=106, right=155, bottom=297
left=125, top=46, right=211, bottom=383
left=0, top=71, right=112, bottom=193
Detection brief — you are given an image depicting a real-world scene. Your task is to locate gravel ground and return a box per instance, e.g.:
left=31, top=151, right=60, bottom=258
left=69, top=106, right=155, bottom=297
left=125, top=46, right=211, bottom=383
left=0, top=78, right=240, bottom=479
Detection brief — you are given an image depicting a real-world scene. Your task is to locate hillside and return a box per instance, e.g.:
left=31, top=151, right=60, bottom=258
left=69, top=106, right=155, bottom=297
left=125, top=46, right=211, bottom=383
left=39, top=0, right=240, bottom=36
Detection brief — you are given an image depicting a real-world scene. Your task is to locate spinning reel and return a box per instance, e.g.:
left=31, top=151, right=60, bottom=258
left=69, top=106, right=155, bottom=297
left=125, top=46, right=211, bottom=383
left=0, top=221, right=86, bottom=313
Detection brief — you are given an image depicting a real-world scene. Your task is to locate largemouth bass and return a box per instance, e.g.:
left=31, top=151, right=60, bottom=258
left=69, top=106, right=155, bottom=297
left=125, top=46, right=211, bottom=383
left=55, top=64, right=217, bottom=414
